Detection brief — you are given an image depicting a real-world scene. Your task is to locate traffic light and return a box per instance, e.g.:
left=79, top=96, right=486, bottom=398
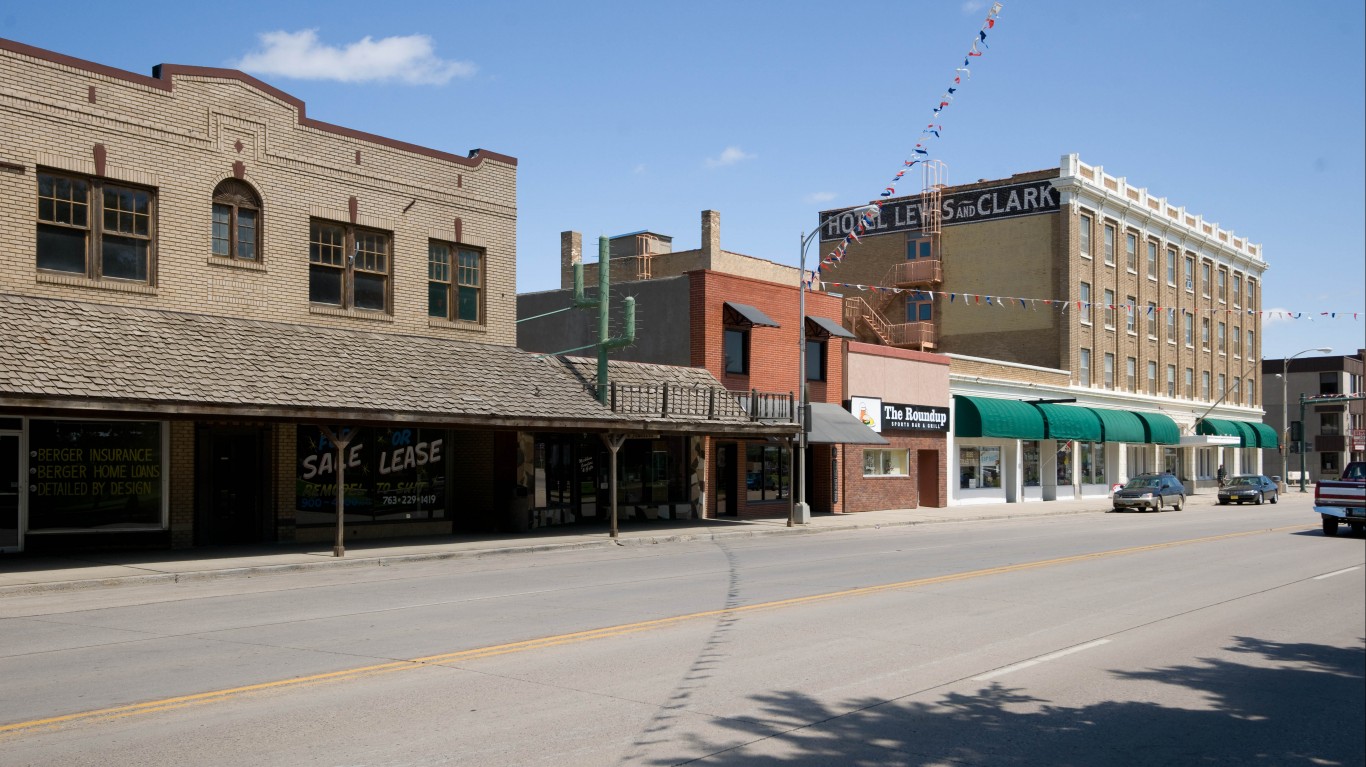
left=1289, top=420, right=1303, bottom=442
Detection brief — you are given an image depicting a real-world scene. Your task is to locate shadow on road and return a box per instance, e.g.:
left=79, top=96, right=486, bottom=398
left=656, top=635, right=1366, bottom=766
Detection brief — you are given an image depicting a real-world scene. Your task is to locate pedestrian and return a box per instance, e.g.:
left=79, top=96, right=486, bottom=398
left=1217, top=464, right=1227, bottom=488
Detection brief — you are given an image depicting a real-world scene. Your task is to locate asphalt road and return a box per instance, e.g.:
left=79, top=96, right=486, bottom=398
left=2, top=495, right=1362, bottom=766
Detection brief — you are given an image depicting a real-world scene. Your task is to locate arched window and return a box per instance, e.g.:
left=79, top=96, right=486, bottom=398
left=211, top=180, right=261, bottom=261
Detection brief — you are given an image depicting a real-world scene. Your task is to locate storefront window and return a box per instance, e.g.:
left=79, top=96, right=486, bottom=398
left=863, top=449, right=909, bottom=477
left=296, top=426, right=447, bottom=525
left=27, top=419, right=164, bottom=532
left=1022, top=441, right=1040, bottom=486
left=1057, top=444, right=1073, bottom=484
left=959, top=446, right=1001, bottom=489
left=1163, top=447, right=1179, bottom=476
left=1079, top=442, right=1106, bottom=484
left=746, top=443, right=789, bottom=501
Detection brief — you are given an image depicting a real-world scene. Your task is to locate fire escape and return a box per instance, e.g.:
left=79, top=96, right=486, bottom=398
left=844, top=160, right=945, bottom=351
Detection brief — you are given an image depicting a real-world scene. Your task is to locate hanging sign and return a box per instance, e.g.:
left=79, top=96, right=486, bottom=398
left=820, top=179, right=1059, bottom=241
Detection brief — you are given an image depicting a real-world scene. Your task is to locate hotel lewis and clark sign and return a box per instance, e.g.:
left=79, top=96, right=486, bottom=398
left=819, top=178, right=1060, bottom=241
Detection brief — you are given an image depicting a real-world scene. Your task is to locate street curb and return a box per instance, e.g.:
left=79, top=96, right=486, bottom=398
left=0, top=507, right=1103, bottom=597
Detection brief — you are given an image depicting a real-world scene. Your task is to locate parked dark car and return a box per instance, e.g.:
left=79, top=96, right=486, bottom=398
left=1113, top=473, right=1185, bottom=512
left=1219, top=474, right=1279, bottom=505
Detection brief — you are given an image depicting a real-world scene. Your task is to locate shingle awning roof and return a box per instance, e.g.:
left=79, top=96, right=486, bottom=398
left=723, top=302, right=780, bottom=328
left=0, top=294, right=791, bottom=438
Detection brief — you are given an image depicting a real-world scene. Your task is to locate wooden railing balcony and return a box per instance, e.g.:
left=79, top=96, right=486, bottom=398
left=890, top=258, right=943, bottom=287
left=884, top=321, right=938, bottom=350
left=595, top=382, right=797, bottom=423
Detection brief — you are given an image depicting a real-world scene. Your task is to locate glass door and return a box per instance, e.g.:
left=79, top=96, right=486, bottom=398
left=1, top=432, right=19, bottom=551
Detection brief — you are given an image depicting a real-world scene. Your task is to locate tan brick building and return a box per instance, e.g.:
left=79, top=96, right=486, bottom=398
left=821, top=154, right=1273, bottom=504
left=0, top=39, right=791, bottom=554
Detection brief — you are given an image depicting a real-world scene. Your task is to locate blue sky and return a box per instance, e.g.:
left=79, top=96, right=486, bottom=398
left=5, top=0, right=1362, bottom=360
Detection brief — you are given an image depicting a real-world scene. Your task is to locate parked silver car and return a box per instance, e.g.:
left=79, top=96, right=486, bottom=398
left=1218, top=474, right=1279, bottom=505
left=1113, top=474, right=1185, bottom=512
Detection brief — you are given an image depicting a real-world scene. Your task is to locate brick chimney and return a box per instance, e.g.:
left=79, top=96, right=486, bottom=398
left=560, top=230, right=582, bottom=290
left=701, top=210, right=720, bottom=267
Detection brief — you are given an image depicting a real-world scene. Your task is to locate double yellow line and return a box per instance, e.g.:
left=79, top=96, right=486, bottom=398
left=2, top=524, right=1302, bottom=736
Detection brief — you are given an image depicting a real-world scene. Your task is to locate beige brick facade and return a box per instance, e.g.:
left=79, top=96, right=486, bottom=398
left=0, top=39, right=518, bottom=345
left=820, top=155, right=1267, bottom=413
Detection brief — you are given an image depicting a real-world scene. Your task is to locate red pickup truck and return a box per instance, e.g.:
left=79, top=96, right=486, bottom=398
left=1315, top=461, right=1365, bottom=536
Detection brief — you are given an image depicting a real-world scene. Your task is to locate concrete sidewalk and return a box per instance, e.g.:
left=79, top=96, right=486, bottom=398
left=0, top=496, right=1138, bottom=596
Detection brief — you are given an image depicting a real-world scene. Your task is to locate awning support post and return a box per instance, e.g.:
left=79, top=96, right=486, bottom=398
left=601, top=433, right=628, bottom=538
left=318, top=425, right=355, bottom=558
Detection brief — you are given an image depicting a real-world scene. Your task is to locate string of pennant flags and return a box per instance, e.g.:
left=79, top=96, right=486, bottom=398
left=810, top=2, right=1004, bottom=288
left=819, top=281, right=1362, bottom=321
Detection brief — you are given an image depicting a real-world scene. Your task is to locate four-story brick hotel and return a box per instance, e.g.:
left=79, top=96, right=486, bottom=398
left=822, top=154, right=1275, bottom=504
left=0, top=39, right=793, bottom=554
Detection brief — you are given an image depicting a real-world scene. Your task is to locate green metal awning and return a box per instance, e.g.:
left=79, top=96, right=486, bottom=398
left=1133, top=411, right=1181, bottom=445
left=953, top=395, right=1045, bottom=439
left=1035, top=403, right=1101, bottom=441
left=1087, top=408, right=1147, bottom=443
left=1248, top=421, right=1279, bottom=449
left=1198, top=418, right=1252, bottom=447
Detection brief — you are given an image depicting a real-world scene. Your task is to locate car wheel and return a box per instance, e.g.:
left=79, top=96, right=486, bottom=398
left=1322, top=516, right=1340, bottom=536
left=1153, top=497, right=1163, bottom=513
left=1350, top=522, right=1364, bottom=535
left=1270, top=493, right=1278, bottom=504
left=1255, top=492, right=1264, bottom=505
left=1173, top=494, right=1183, bottom=511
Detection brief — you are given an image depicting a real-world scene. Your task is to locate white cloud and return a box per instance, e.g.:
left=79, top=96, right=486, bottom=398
left=632, top=163, right=648, bottom=174
left=234, top=30, right=475, bottom=85
left=705, top=146, right=755, bottom=169
left=805, top=192, right=836, bottom=204
left=961, top=0, right=987, bottom=12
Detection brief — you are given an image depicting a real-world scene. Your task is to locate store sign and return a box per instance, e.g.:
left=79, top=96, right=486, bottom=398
left=881, top=401, right=950, bottom=432
left=296, top=426, right=446, bottom=523
left=1352, top=428, right=1365, bottom=451
left=849, top=396, right=883, bottom=432
left=27, top=420, right=164, bottom=532
left=819, top=179, right=1060, bottom=241
left=847, top=397, right=950, bottom=433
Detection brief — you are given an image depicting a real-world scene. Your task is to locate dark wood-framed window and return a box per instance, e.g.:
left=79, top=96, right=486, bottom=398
left=428, top=241, right=483, bottom=323
left=723, top=327, right=749, bottom=375
left=211, top=180, right=261, bottom=261
left=309, top=219, right=390, bottom=311
left=37, top=170, right=155, bottom=283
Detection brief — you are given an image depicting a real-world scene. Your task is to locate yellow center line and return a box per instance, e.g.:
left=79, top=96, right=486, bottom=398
left=1, top=524, right=1307, bottom=736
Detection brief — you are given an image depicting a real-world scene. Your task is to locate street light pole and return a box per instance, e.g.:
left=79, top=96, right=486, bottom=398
left=1281, top=346, right=1332, bottom=490
left=795, top=204, right=877, bottom=526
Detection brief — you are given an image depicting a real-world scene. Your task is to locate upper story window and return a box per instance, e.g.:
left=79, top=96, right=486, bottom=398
left=1185, top=256, right=1196, bottom=292
left=1145, top=300, right=1156, bottom=338
left=1146, top=240, right=1158, bottom=279
left=1217, top=268, right=1227, bottom=303
left=1079, top=282, right=1092, bottom=325
left=1103, top=289, right=1116, bottom=329
left=37, top=170, right=155, bottom=284
left=1103, top=224, right=1116, bottom=265
left=1079, top=213, right=1092, bottom=258
left=1184, top=312, right=1194, bottom=347
left=1232, top=273, right=1242, bottom=308
left=428, top=241, right=483, bottom=323
left=1202, top=371, right=1211, bottom=401
left=1104, top=352, right=1115, bottom=388
left=1247, top=329, right=1256, bottom=359
left=1201, top=317, right=1211, bottom=350
left=723, top=327, right=749, bottom=374
left=906, top=238, right=934, bottom=260
left=906, top=291, right=933, bottom=321
left=1147, top=360, right=1158, bottom=395
left=1167, top=365, right=1176, bottom=397
left=1166, top=247, right=1177, bottom=285
left=805, top=339, right=827, bottom=381
left=1125, top=232, right=1137, bottom=271
left=1247, top=279, right=1256, bottom=307
left=1125, top=294, right=1137, bottom=334
left=1079, top=348, right=1091, bottom=386
left=211, top=180, right=260, bottom=262
left=1201, top=261, right=1212, bottom=297
left=309, top=219, right=390, bottom=312
left=1185, top=367, right=1194, bottom=398
left=1166, top=307, right=1176, bottom=343
left=1126, top=357, right=1137, bottom=392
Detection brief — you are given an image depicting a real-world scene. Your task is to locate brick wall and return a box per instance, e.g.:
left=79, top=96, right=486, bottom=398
left=167, top=421, right=195, bottom=548
left=0, top=41, right=518, bottom=346
left=840, top=435, right=948, bottom=512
